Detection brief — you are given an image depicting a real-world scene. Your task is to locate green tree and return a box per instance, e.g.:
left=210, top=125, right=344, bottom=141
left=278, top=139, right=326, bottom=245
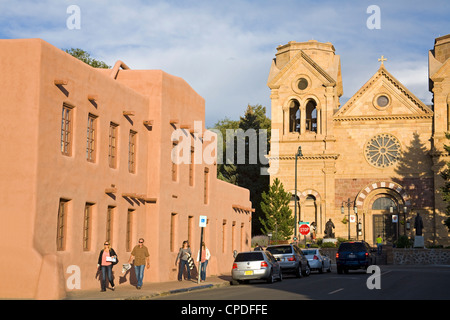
left=237, top=105, right=271, bottom=235
left=211, top=117, right=240, bottom=184
left=440, top=132, right=450, bottom=231
left=64, top=48, right=111, bottom=69
left=259, top=178, right=295, bottom=241
left=211, top=104, right=271, bottom=235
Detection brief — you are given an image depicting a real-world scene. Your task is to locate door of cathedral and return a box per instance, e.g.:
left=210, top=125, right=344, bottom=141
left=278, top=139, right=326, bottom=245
left=372, top=212, right=396, bottom=244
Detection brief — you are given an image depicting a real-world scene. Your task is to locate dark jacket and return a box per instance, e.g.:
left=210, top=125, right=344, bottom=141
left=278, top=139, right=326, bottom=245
left=98, top=248, right=118, bottom=267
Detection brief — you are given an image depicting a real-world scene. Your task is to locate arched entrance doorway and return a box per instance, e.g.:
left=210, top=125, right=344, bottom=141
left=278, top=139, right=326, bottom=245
left=356, top=181, right=410, bottom=246
left=362, top=188, right=406, bottom=245
left=371, top=195, right=398, bottom=244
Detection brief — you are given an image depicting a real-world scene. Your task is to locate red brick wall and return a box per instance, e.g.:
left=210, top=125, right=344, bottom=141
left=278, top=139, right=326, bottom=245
left=335, top=178, right=434, bottom=208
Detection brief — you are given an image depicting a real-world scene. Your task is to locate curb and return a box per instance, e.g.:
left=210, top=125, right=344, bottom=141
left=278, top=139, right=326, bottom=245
left=125, top=281, right=230, bottom=300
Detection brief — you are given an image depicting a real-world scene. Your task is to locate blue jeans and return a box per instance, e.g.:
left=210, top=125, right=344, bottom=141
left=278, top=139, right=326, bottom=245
left=134, top=264, right=145, bottom=287
left=101, top=265, right=114, bottom=290
left=200, top=260, right=208, bottom=281
left=178, top=259, right=191, bottom=281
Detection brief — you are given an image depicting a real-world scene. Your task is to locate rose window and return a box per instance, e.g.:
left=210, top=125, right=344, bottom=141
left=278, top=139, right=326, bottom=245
left=364, top=134, right=401, bottom=168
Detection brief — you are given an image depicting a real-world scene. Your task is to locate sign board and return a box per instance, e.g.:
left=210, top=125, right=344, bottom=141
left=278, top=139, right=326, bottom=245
left=349, top=215, right=356, bottom=223
left=199, top=215, right=207, bottom=228
left=392, top=215, right=398, bottom=223
left=299, top=222, right=310, bottom=236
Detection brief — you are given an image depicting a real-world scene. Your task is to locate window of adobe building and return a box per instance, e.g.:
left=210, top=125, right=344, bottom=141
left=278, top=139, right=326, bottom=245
left=61, top=103, right=74, bottom=156
left=108, top=123, right=118, bottom=169
left=126, top=209, right=134, bottom=252
left=128, top=130, right=137, bottom=173
left=189, top=147, right=195, bottom=186
left=86, top=114, right=97, bottom=163
left=204, top=168, right=210, bottom=204
left=106, top=206, right=115, bottom=244
left=83, top=203, right=94, bottom=251
left=57, top=199, right=70, bottom=251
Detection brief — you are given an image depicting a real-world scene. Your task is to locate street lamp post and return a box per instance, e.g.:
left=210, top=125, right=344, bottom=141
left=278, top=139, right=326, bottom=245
left=341, top=198, right=357, bottom=240
left=294, top=146, right=303, bottom=238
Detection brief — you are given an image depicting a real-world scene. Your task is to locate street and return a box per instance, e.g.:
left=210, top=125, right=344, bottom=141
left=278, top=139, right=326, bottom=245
left=152, top=265, right=450, bottom=300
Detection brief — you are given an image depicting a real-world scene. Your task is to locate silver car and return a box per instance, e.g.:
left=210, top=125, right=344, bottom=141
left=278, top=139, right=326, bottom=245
left=231, top=251, right=282, bottom=284
left=266, top=244, right=311, bottom=277
left=301, top=248, right=332, bottom=273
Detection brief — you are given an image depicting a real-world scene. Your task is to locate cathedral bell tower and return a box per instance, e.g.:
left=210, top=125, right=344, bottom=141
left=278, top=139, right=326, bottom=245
left=266, top=40, right=343, bottom=237
left=267, top=40, right=343, bottom=156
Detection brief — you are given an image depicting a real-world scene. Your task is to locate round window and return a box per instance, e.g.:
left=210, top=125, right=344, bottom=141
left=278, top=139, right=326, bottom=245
left=364, top=133, right=401, bottom=168
left=377, top=95, right=389, bottom=107
left=297, top=78, right=308, bottom=90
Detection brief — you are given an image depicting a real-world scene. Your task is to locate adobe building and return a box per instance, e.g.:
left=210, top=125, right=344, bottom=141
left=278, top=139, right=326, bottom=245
left=0, top=38, right=252, bottom=299
left=267, top=36, right=450, bottom=247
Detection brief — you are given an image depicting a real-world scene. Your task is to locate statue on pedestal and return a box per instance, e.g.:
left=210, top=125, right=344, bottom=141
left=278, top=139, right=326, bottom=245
left=324, top=219, right=335, bottom=239
left=413, top=213, right=425, bottom=248
left=414, top=213, right=424, bottom=236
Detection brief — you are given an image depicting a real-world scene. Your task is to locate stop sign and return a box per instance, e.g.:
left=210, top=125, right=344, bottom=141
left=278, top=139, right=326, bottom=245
left=299, top=224, right=310, bottom=236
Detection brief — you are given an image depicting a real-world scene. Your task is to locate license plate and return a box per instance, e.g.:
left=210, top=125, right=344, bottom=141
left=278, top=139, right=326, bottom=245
left=244, top=270, right=253, bottom=275
left=348, top=254, right=356, bottom=258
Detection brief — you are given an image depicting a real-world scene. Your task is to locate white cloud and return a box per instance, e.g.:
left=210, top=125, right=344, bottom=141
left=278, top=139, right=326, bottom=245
left=0, top=0, right=447, bottom=125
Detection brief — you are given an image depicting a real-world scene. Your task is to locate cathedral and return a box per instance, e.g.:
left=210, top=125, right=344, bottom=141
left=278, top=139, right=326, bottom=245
left=267, top=35, right=450, bottom=246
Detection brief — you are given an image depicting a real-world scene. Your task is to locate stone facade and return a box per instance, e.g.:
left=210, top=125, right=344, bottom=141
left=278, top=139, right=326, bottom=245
left=267, top=36, right=450, bottom=247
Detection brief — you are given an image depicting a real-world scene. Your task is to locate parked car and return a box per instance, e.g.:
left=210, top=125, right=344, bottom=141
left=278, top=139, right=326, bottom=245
left=301, top=248, right=332, bottom=273
left=231, top=251, right=282, bottom=284
left=266, top=244, right=310, bottom=277
left=336, top=241, right=376, bottom=274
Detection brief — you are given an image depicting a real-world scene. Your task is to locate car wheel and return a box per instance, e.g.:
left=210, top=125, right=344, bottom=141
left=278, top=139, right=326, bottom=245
left=337, top=266, right=343, bottom=274
left=302, top=263, right=311, bottom=277
left=230, top=280, right=239, bottom=285
left=296, top=265, right=302, bottom=278
left=267, top=270, right=274, bottom=284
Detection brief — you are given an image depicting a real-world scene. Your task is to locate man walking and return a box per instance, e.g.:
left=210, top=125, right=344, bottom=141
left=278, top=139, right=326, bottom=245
left=128, top=238, right=150, bottom=289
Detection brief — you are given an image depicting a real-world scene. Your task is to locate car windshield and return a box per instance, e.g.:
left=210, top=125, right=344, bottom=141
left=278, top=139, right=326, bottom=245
left=266, top=246, right=292, bottom=255
left=302, top=250, right=317, bottom=255
left=339, top=242, right=366, bottom=252
left=234, top=252, right=264, bottom=262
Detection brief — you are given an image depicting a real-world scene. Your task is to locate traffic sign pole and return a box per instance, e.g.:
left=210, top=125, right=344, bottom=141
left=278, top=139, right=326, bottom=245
left=299, top=222, right=310, bottom=247
left=198, top=216, right=207, bottom=284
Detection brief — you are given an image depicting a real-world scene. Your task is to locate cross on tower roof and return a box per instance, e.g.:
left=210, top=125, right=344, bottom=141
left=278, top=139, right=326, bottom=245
left=378, top=55, right=387, bottom=65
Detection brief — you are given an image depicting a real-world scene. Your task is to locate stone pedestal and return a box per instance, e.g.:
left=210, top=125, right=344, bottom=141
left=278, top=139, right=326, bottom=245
left=323, top=238, right=338, bottom=245
left=414, top=236, right=424, bottom=248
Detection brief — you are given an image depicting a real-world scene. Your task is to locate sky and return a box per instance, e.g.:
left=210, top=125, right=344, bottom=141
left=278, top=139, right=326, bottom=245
left=0, top=0, right=448, bottom=127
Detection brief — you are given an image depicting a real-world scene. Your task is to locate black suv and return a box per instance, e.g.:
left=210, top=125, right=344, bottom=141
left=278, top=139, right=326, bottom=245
left=336, top=241, right=375, bottom=274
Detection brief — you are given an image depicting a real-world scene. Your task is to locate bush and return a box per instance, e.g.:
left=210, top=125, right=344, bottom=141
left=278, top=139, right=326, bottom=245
left=395, top=235, right=413, bottom=248
left=321, top=241, right=336, bottom=248
left=251, top=235, right=269, bottom=248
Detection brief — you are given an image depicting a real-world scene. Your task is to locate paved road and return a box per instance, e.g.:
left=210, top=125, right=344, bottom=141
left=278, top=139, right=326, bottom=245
left=152, top=265, right=450, bottom=300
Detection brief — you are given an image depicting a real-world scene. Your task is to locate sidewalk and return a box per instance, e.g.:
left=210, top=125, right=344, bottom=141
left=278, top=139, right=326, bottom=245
left=64, top=275, right=232, bottom=300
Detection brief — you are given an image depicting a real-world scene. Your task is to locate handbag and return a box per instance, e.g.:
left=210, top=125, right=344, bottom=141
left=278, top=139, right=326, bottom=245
left=111, top=249, right=119, bottom=265
left=186, top=253, right=194, bottom=270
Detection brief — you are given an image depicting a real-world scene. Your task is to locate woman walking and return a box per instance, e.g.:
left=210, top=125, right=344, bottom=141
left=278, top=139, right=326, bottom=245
left=175, top=240, right=192, bottom=281
left=97, top=241, right=118, bottom=292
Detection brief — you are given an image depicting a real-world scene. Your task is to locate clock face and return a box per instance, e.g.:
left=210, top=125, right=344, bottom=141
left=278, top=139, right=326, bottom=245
left=364, top=133, right=401, bottom=168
